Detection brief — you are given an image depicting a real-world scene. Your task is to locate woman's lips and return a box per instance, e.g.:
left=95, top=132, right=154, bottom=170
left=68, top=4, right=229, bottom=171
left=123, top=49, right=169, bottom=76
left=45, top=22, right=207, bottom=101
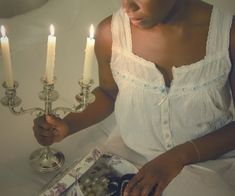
left=130, top=17, right=144, bottom=26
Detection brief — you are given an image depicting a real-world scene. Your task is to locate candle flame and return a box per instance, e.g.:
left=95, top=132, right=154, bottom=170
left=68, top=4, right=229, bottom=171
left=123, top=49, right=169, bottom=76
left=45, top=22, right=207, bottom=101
left=1, top=25, right=6, bottom=37
left=50, top=24, right=55, bottom=36
left=89, top=24, right=94, bottom=39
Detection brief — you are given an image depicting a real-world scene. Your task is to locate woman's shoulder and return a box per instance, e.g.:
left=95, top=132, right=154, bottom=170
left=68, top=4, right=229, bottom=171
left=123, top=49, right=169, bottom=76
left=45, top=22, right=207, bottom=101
left=95, top=8, right=124, bottom=39
left=189, top=1, right=213, bottom=25
left=95, top=15, right=112, bottom=51
left=94, top=15, right=113, bottom=65
left=96, top=15, right=112, bottom=39
left=95, top=9, right=123, bottom=57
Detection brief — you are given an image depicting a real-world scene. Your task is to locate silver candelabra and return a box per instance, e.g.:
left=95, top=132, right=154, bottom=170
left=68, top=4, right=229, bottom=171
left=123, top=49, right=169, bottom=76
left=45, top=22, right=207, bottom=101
left=1, top=77, right=95, bottom=173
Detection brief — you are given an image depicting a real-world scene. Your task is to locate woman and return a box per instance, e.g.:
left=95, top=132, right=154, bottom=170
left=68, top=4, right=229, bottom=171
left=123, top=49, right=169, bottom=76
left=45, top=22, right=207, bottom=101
left=34, top=0, right=235, bottom=195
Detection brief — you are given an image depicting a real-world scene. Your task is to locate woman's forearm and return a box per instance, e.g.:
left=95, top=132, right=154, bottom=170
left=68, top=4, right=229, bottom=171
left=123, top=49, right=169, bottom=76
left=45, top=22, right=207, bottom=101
left=172, top=121, right=235, bottom=165
left=63, top=86, right=115, bottom=135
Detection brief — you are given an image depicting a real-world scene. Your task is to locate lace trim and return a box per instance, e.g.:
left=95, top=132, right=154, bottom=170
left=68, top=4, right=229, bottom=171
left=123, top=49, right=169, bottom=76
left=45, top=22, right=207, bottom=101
left=207, top=7, right=233, bottom=56
left=112, top=69, right=166, bottom=93
left=111, top=9, right=120, bottom=49
left=206, top=6, right=216, bottom=56
left=123, top=9, right=132, bottom=52
left=111, top=8, right=132, bottom=51
left=224, top=12, right=233, bottom=52
left=170, top=73, right=229, bottom=93
left=112, top=68, right=228, bottom=93
left=113, top=45, right=230, bottom=73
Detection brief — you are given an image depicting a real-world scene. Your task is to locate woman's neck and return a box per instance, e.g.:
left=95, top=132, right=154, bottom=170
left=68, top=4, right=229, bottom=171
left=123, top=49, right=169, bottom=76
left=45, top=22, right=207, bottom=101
left=162, top=0, right=199, bottom=25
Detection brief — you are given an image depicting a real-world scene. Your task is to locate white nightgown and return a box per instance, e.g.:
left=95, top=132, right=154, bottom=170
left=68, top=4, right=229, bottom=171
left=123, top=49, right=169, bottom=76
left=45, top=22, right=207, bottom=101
left=101, top=6, right=235, bottom=196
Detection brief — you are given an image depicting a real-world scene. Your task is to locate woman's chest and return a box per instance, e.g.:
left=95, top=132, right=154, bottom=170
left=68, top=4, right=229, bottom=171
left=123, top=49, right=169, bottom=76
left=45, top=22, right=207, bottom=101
left=131, top=25, right=209, bottom=86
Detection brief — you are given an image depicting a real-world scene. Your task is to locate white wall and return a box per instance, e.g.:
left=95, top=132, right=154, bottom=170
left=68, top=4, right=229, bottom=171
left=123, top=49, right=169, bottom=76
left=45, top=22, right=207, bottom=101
left=204, top=0, right=235, bottom=13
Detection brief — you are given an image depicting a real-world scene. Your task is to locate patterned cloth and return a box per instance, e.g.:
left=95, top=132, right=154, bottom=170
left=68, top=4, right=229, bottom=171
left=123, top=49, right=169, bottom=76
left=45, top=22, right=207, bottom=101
left=108, top=174, right=156, bottom=196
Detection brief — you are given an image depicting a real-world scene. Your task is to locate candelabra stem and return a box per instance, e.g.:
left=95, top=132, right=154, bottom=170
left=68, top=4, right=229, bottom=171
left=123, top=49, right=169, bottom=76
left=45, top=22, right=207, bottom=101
left=45, top=102, right=52, bottom=115
left=1, top=77, right=95, bottom=173
left=29, top=79, right=65, bottom=173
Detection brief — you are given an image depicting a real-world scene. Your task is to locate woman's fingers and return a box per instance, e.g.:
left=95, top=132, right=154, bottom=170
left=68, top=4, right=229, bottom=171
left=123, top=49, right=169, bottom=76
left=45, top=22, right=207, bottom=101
left=153, top=178, right=170, bottom=196
left=46, top=115, right=70, bottom=141
left=33, top=114, right=70, bottom=146
left=135, top=180, right=157, bottom=196
left=124, top=173, right=143, bottom=195
left=46, top=115, right=63, bottom=128
left=33, top=125, right=54, bottom=146
left=33, top=125, right=54, bottom=137
left=123, top=147, right=185, bottom=196
left=53, top=130, right=66, bottom=143
left=124, top=178, right=166, bottom=196
left=124, top=173, right=160, bottom=196
left=140, top=179, right=158, bottom=196
left=33, top=115, right=60, bottom=146
left=123, top=170, right=171, bottom=196
left=34, top=115, right=51, bottom=130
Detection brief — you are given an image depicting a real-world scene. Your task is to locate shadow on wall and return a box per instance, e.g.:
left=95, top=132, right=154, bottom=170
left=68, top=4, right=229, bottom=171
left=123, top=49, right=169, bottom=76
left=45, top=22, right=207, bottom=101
left=0, top=0, right=48, bottom=18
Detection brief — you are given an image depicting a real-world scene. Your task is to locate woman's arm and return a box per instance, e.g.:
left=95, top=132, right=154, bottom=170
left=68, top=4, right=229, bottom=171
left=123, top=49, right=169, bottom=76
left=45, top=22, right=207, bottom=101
left=175, top=17, right=235, bottom=165
left=63, top=16, right=118, bottom=134
left=33, top=16, right=118, bottom=146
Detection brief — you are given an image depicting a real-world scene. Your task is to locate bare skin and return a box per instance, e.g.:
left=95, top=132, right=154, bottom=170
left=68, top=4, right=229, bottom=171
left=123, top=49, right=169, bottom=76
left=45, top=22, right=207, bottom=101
left=33, top=0, right=235, bottom=195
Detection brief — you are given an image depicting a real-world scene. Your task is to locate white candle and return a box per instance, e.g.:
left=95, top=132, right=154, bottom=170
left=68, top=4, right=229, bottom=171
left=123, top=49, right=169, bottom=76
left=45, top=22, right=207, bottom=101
left=83, top=24, right=95, bottom=85
left=45, top=24, right=56, bottom=84
left=0, top=25, right=14, bottom=88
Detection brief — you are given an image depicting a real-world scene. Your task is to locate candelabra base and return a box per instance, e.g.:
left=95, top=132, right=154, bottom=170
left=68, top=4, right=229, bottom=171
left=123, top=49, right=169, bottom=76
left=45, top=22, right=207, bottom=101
left=1, top=78, right=95, bottom=173
left=29, top=147, right=65, bottom=173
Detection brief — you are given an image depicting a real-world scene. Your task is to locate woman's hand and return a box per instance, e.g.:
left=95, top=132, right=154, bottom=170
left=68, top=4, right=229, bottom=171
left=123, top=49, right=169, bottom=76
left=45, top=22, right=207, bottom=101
left=33, top=115, right=70, bottom=146
left=124, top=149, right=186, bottom=196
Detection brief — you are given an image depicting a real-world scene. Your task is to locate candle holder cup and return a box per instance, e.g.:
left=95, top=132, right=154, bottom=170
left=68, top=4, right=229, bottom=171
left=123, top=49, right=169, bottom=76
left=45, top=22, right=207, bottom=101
left=1, top=77, right=95, bottom=173
left=1, top=81, right=21, bottom=107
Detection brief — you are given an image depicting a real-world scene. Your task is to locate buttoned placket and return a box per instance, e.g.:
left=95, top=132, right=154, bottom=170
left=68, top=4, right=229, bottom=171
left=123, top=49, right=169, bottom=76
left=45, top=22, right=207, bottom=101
left=159, top=95, right=174, bottom=150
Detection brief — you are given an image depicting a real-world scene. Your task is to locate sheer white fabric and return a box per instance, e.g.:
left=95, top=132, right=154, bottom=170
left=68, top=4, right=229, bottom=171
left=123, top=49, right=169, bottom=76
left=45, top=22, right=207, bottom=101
left=107, top=7, right=235, bottom=195
left=110, top=7, right=235, bottom=161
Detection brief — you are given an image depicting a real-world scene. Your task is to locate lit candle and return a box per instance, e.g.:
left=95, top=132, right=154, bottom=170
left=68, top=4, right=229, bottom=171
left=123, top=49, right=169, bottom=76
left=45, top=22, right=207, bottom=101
left=83, top=24, right=95, bottom=85
left=0, top=25, right=14, bottom=88
left=45, top=24, right=56, bottom=84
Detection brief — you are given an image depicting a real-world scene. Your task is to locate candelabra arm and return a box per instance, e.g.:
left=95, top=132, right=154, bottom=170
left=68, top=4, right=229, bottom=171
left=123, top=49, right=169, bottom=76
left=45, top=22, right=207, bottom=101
left=1, top=82, right=45, bottom=116
left=51, top=79, right=95, bottom=116
left=73, top=102, right=87, bottom=113
left=51, top=103, right=86, bottom=116
left=9, top=106, right=45, bottom=116
left=52, top=107, right=74, bottom=116
left=74, top=79, right=95, bottom=112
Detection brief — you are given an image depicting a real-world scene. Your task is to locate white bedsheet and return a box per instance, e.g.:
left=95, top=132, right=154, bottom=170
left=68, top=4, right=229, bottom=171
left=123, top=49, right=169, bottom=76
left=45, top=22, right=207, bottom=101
left=0, top=0, right=235, bottom=196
